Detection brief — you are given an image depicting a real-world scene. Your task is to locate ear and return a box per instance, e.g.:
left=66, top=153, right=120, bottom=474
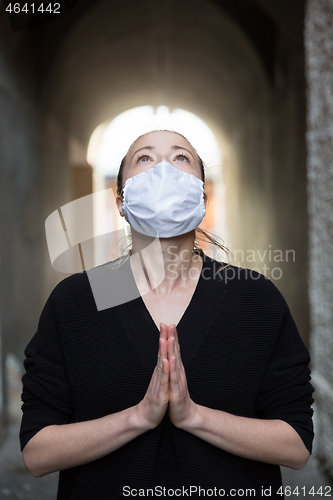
left=116, top=194, right=124, bottom=217
left=203, top=192, right=208, bottom=208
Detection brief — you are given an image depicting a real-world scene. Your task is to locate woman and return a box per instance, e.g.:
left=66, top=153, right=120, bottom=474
left=20, top=130, right=314, bottom=500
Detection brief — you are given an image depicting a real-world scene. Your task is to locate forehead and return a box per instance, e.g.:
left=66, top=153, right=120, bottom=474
left=128, top=131, right=194, bottom=155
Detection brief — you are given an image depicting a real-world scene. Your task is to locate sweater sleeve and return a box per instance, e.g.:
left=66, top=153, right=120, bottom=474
left=19, top=288, right=75, bottom=452
left=255, top=306, right=315, bottom=454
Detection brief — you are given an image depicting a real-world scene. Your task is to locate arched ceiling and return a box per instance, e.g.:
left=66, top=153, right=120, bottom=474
left=37, top=0, right=269, bottom=148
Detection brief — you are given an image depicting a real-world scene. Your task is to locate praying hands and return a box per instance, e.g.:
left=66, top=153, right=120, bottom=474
left=135, top=323, right=198, bottom=431
left=134, top=324, right=309, bottom=469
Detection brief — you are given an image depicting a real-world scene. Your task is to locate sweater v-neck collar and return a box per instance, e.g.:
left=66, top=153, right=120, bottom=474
left=138, top=249, right=205, bottom=333
left=117, top=250, right=226, bottom=374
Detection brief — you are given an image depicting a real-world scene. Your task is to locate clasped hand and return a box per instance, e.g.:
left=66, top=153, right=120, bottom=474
left=136, top=323, right=197, bottom=431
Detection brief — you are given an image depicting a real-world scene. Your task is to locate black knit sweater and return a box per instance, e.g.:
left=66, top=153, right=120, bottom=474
left=20, top=251, right=314, bottom=500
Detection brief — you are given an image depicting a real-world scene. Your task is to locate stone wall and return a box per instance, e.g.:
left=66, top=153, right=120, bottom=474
left=0, top=9, right=71, bottom=446
left=0, top=13, right=42, bottom=446
left=305, top=0, right=333, bottom=477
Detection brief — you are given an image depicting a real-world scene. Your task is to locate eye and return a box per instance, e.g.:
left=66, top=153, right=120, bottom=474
left=175, top=154, right=190, bottom=162
left=137, top=154, right=152, bottom=162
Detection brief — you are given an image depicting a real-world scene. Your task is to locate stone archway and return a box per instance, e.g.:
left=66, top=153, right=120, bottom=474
left=0, top=0, right=310, bottom=453
left=38, top=0, right=308, bottom=338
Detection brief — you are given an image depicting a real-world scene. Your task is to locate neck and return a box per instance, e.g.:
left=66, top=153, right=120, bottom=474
left=129, top=228, right=203, bottom=297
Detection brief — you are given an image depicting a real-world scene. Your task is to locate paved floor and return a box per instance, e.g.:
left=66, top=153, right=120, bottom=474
left=0, top=423, right=332, bottom=500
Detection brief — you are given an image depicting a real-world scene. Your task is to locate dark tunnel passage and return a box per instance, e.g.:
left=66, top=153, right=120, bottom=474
left=1, top=0, right=332, bottom=481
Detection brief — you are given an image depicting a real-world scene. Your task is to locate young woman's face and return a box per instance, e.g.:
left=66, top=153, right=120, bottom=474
left=121, top=131, right=203, bottom=186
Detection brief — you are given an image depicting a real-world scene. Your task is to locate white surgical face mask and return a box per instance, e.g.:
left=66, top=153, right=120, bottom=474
left=122, top=161, right=206, bottom=238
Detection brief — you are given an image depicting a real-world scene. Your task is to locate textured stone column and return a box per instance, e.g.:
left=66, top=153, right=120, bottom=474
left=305, top=0, right=333, bottom=476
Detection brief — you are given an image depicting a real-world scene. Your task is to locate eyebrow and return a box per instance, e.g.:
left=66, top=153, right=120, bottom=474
left=131, top=145, right=195, bottom=160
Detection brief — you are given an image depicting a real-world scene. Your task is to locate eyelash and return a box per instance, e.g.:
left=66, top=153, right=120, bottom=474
left=136, top=153, right=190, bottom=162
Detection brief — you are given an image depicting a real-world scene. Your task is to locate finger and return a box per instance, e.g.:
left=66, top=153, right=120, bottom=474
left=157, top=357, right=169, bottom=402
left=167, top=325, right=175, bottom=354
left=167, top=336, right=182, bottom=388
left=160, top=357, right=169, bottom=386
left=157, top=337, right=167, bottom=372
left=168, top=335, right=179, bottom=362
left=157, top=324, right=168, bottom=361
left=169, top=346, right=189, bottom=403
left=157, top=338, right=160, bottom=364
left=173, top=325, right=180, bottom=358
left=160, top=323, right=168, bottom=341
left=169, top=354, right=180, bottom=393
left=169, top=325, right=180, bottom=358
left=167, top=334, right=175, bottom=363
left=167, top=324, right=175, bottom=343
left=170, top=326, right=183, bottom=376
left=157, top=336, right=161, bottom=367
left=173, top=325, right=181, bottom=357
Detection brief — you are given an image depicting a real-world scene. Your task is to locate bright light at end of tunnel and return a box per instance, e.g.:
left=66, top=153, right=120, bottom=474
left=87, top=106, right=222, bottom=180
left=86, top=105, right=227, bottom=260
